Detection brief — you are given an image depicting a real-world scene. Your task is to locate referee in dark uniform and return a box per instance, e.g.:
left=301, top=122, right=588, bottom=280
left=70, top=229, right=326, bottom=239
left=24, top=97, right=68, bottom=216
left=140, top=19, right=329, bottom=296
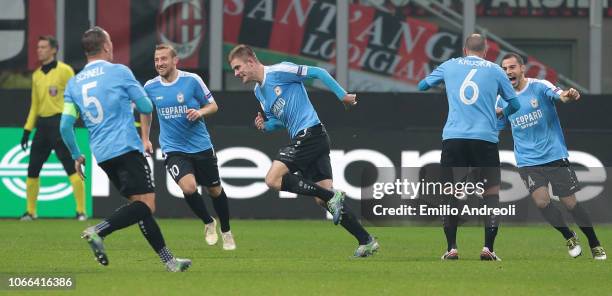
left=20, top=36, right=85, bottom=221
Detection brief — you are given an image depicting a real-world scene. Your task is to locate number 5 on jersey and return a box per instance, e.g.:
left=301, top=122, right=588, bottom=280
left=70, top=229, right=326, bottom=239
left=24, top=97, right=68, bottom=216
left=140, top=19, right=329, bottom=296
left=81, top=81, right=104, bottom=124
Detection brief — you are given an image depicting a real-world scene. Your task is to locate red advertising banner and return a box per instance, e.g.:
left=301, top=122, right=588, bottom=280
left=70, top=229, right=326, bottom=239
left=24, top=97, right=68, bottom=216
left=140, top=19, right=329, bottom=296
left=222, top=0, right=559, bottom=91
left=1, top=0, right=568, bottom=91
left=364, top=0, right=612, bottom=18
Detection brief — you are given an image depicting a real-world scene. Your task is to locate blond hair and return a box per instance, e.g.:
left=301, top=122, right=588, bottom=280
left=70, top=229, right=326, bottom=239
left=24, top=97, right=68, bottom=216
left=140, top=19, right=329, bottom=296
left=155, top=43, right=177, bottom=57
left=227, top=44, right=258, bottom=63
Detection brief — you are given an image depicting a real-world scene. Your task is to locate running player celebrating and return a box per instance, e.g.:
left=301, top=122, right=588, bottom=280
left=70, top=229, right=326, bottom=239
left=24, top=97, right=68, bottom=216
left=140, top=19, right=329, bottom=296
left=228, top=44, right=379, bottom=257
left=497, top=52, right=606, bottom=260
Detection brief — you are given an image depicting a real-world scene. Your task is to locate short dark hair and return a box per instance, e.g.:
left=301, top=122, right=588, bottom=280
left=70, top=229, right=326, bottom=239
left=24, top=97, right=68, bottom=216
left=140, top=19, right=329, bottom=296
left=155, top=43, right=177, bottom=57
left=227, top=44, right=258, bottom=64
left=81, top=26, right=108, bottom=57
left=39, top=35, right=58, bottom=50
left=464, top=34, right=487, bottom=53
left=501, top=52, right=525, bottom=65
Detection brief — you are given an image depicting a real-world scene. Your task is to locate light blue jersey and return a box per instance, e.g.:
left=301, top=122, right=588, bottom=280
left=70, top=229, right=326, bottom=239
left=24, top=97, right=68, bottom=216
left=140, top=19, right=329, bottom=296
left=144, top=70, right=214, bottom=154
left=497, top=78, right=568, bottom=167
left=422, top=56, right=518, bottom=143
left=63, top=60, right=146, bottom=162
left=255, top=62, right=323, bottom=139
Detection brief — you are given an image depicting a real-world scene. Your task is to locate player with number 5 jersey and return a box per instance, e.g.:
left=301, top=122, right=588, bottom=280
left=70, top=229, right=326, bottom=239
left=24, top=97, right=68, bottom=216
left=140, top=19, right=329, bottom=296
left=418, top=34, right=520, bottom=261
left=63, top=59, right=145, bottom=163
left=60, top=27, right=191, bottom=272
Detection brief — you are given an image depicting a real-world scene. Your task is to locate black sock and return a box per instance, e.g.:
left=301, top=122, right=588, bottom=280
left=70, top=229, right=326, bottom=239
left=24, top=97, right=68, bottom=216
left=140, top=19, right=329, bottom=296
left=338, top=205, right=370, bottom=245
left=482, top=195, right=500, bottom=252
left=578, top=227, right=600, bottom=248
left=569, top=204, right=600, bottom=248
left=138, top=215, right=174, bottom=263
left=184, top=191, right=214, bottom=225
left=442, top=195, right=458, bottom=251
left=211, top=189, right=231, bottom=232
left=95, top=201, right=151, bottom=238
left=281, top=174, right=334, bottom=201
left=538, top=202, right=574, bottom=240
left=442, top=215, right=458, bottom=251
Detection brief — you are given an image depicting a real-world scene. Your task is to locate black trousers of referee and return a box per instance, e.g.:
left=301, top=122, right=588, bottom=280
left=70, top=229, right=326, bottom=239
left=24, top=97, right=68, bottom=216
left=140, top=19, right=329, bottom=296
left=28, top=114, right=76, bottom=178
left=25, top=114, right=84, bottom=216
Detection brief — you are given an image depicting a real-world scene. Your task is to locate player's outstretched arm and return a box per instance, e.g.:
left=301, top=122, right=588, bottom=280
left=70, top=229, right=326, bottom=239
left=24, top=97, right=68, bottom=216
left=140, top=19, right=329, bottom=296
left=559, top=88, right=581, bottom=103
left=417, top=62, right=446, bottom=91
left=306, top=67, right=356, bottom=105
left=417, top=79, right=431, bottom=91
left=341, top=93, right=357, bottom=109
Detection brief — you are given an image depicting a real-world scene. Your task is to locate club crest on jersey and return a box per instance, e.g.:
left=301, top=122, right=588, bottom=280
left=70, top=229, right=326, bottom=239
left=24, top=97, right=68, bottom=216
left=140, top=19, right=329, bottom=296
left=274, top=86, right=282, bottom=97
left=48, top=86, right=58, bottom=96
left=530, top=98, right=538, bottom=108
left=177, top=92, right=185, bottom=104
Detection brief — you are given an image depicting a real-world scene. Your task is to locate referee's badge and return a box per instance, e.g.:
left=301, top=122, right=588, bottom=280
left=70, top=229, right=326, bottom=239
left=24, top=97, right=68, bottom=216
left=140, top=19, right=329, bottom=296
left=177, top=92, right=185, bottom=104
left=530, top=98, right=538, bottom=108
left=274, top=86, right=282, bottom=97
left=48, top=86, right=58, bottom=97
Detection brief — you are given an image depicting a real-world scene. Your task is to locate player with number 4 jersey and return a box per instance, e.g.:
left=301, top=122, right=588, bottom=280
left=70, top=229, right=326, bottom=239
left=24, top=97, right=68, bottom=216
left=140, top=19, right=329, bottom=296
left=418, top=34, right=520, bottom=261
left=497, top=52, right=606, bottom=260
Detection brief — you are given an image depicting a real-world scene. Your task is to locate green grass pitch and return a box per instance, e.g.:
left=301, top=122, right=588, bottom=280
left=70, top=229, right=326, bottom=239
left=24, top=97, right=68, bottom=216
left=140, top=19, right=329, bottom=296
left=1, top=219, right=610, bottom=295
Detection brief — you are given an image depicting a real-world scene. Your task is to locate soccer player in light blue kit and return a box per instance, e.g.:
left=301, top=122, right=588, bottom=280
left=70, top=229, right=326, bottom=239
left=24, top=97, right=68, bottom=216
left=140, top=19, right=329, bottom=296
left=418, top=34, right=520, bottom=261
left=140, top=44, right=235, bottom=250
left=228, top=44, right=379, bottom=257
left=497, top=52, right=606, bottom=260
left=59, top=27, right=191, bottom=271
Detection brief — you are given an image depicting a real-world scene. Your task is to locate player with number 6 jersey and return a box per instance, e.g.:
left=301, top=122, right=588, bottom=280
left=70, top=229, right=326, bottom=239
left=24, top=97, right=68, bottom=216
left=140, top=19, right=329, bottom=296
left=418, top=34, right=520, bottom=261
left=419, top=42, right=519, bottom=143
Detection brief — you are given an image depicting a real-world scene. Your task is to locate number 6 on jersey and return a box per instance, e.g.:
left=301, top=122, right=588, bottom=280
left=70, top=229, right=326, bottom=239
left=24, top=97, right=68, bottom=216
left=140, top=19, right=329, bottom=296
left=460, top=69, right=479, bottom=105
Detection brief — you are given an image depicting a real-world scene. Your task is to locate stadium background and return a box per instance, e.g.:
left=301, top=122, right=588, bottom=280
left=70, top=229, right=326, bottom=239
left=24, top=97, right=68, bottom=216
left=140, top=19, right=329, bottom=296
left=0, top=0, right=610, bottom=221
